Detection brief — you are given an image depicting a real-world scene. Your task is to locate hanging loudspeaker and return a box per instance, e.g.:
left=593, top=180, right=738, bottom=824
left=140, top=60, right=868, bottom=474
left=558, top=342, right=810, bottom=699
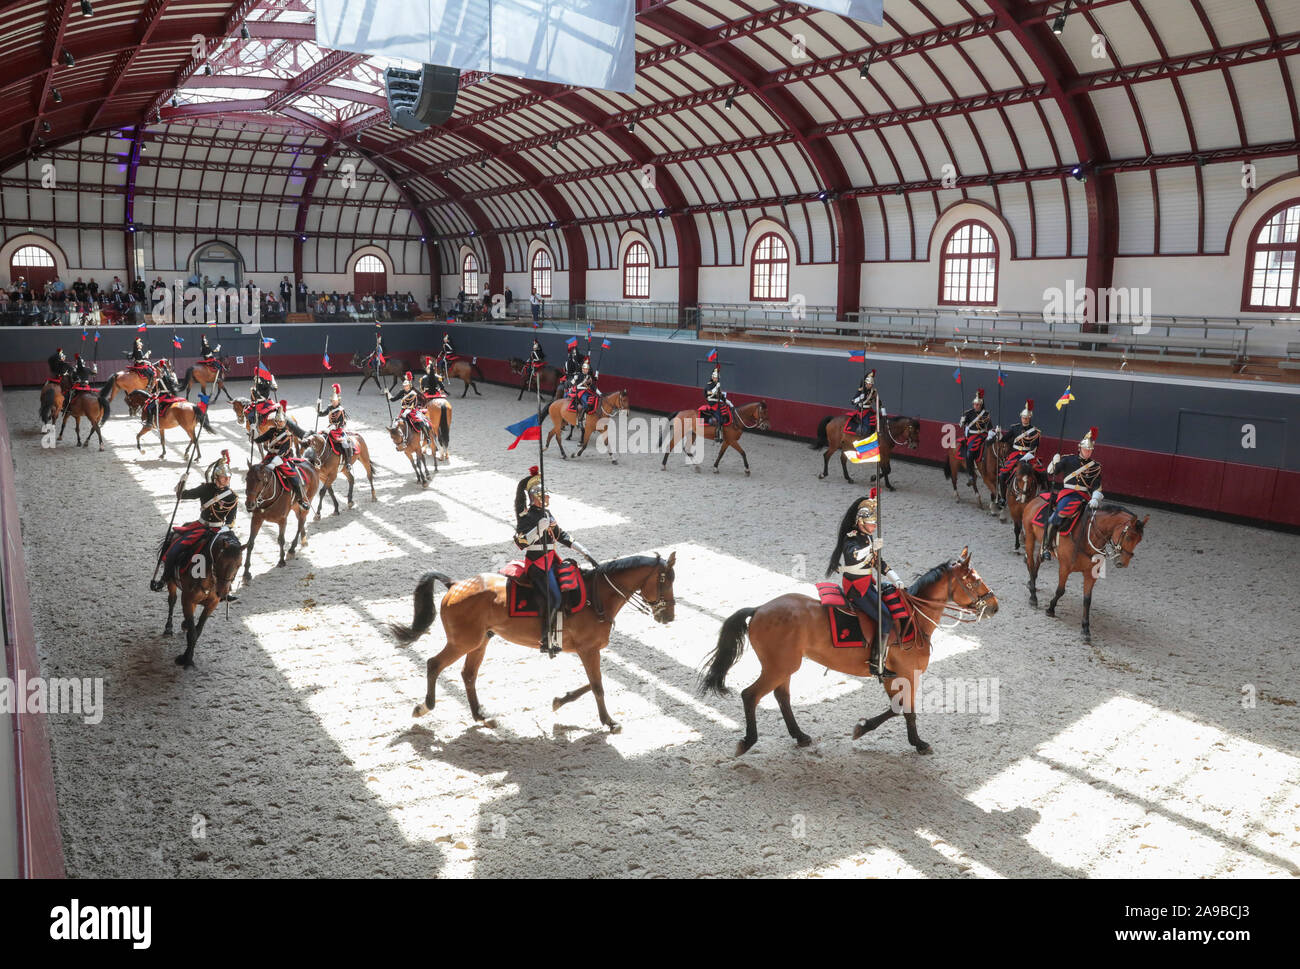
left=384, top=64, right=459, bottom=132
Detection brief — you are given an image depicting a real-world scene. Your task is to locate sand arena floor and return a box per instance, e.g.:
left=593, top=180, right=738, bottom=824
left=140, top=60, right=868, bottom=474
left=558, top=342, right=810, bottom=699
left=4, top=376, right=1299, bottom=878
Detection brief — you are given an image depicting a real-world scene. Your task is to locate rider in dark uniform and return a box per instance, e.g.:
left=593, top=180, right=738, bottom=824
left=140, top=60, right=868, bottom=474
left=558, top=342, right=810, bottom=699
left=254, top=404, right=312, bottom=511
left=562, top=344, right=582, bottom=399
left=419, top=358, right=449, bottom=401
left=250, top=368, right=277, bottom=403
left=529, top=337, right=546, bottom=372
left=995, top=399, right=1043, bottom=509
left=150, top=449, right=239, bottom=598
left=958, top=387, right=992, bottom=479
left=48, top=347, right=70, bottom=380
left=828, top=491, right=907, bottom=674
left=512, top=466, right=596, bottom=657
left=389, top=372, right=433, bottom=452
left=69, top=352, right=97, bottom=386
left=848, top=369, right=879, bottom=436
left=362, top=332, right=386, bottom=373
left=570, top=358, right=600, bottom=430
left=315, top=383, right=355, bottom=471
left=1041, top=426, right=1103, bottom=561
left=704, top=364, right=728, bottom=432
left=198, top=333, right=222, bottom=363
left=437, top=332, right=455, bottom=379
left=126, top=337, right=151, bottom=367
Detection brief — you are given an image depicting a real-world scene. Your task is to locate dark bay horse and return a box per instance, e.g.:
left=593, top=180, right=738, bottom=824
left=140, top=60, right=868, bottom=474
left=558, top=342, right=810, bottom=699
left=543, top=389, right=629, bottom=462
left=243, top=457, right=321, bottom=582
left=1004, top=457, right=1043, bottom=553
left=438, top=357, right=485, bottom=397
left=701, top=548, right=997, bottom=755
left=812, top=413, right=920, bottom=488
left=305, top=431, right=377, bottom=518
left=39, top=374, right=70, bottom=425
left=135, top=398, right=213, bottom=460
left=389, top=419, right=434, bottom=486
left=391, top=552, right=677, bottom=732
left=58, top=383, right=111, bottom=450
left=160, top=529, right=243, bottom=668
left=1021, top=498, right=1148, bottom=643
left=660, top=400, right=771, bottom=475
left=181, top=358, right=232, bottom=401
left=351, top=351, right=406, bottom=394
left=509, top=357, right=565, bottom=400
left=944, top=436, right=1007, bottom=512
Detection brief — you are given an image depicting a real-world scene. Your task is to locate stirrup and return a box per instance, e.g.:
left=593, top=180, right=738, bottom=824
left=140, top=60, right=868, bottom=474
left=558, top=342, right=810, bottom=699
left=149, top=577, right=165, bottom=592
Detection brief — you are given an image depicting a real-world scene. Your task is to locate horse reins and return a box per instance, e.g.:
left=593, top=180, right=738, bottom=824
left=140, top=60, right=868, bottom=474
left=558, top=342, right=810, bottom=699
left=600, top=560, right=671, bottom=621
left=1086, top=514, right=1136, bottom=561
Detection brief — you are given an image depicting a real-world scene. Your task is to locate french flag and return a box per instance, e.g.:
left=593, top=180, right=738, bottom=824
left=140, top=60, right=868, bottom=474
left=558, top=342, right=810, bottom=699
left=601, top=338, right=611, bottom=350
left=172, top=334, right=183, bottom=349
left=707, top=348, right=718, bottom=362
left=566, top=337, right=578, bottom=349
left=322, top=352, right=331, bottom=371
left=505, top=413, right=541, bottom=450
left=196, top=392, right=210, bottom=415
left=256, top=364, right=274, bottom=382
left=848, top=349, right=865, bottom=362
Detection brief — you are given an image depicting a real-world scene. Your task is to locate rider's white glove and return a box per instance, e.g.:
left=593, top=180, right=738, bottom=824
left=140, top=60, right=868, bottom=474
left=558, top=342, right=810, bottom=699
left=880, top=406, right=887, bottom=417
left=987, top=430, right=997, bottom=440
left=886, top=569, right=904, bottom=587
left=1090, top=489, right=1103, bottom=508
left=871, top=536, right=884, bottom=553
left=1047, top=453, right=1060, bottom=472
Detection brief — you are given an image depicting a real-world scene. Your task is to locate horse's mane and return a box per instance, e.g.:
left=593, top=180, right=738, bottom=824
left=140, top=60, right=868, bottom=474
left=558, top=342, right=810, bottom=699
left=1099, top=503, right=1145, bottom=533
left=594, top=553, right=670, bottom=578
left=908, top=561, right=952, bottom=596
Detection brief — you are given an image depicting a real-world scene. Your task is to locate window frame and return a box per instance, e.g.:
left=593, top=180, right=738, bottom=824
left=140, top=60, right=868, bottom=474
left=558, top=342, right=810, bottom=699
left=531, top=247, right=553, bottom=298
left=623, top=241, right=650, bottom=299
left=1241, top=199, right=1300, bottom=312
left=937, top=219, right=999, bottom=307
left=749, top=231, right=790, bottom=302
left=462, top=253, right=480, bottom=297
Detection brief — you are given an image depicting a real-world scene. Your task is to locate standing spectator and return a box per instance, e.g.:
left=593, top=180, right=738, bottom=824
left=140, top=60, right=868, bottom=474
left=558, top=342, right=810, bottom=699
left=505, top=287, right=514, bottom=314
left=530, top=287, right=541, bottom=325
left=295, top=278, right=307, bottom=312
left=280, top=275, right=292, bottom=306
left=111, top=275, right=124, bottom=294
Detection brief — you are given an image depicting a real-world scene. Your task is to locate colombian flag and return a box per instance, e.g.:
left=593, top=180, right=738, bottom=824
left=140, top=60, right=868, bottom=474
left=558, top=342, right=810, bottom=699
left=847, top=433, right=880, bottom=464
left=1056, top=385, right=1074, bottom=411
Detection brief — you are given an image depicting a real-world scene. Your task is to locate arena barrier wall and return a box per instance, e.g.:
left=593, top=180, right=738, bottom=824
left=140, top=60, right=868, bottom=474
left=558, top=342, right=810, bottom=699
left=0, top=379, right=66, bottom=877
left=2, top=323, right=1297, bottom=528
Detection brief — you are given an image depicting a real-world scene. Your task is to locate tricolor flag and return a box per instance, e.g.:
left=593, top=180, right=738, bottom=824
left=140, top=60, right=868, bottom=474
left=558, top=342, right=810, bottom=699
left=196, top=392, right=211, bottom=415
left=586, top=324, right=593, bottom=339
left=707, top=348, right=718, bottom=362
left=566, top=337, right=578, bottom=349
left=997, top=370, right=1007, bottom=387
left=262, top=336, right=276, bottom=348
left=601, top=338, right=612, bottom=350
left=172, top=333, right=183, bottom=349
left=81, top=328, right=87, bottom=342
left=322, top=352, right=331, bottom=371
left=531, top=319, right=541, bottom=329
left=206, top=320, right=217, bottom=327
left=1055, top=385, right=1075, bottom=411
left=504, top=413, right=542, bottom=450
left=137, top=322, right=148, bottom=332
left=93, top=330, right=100, bottom=343
left=256, top=363, right=274, bottom=382
left=848, top=349, right=866, bottom=363
left=953, top=367, right=962, bottom=384
left=847, top=433, right=880, bottom=464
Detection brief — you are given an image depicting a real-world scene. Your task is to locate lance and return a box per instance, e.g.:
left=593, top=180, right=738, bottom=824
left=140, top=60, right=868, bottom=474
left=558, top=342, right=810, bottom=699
left=996, top=343, right=1004, bottom=431
left=534, top=359, right=553, bottom=657
left=314, top=334, right=330, bottom=433
left=1055, top=361, right=1075, bottom=457
left=151, top=398, right=212, bottom=587
left=249, top=329, right=264, bottom=463
left=874, top=390, right=884, bottom=677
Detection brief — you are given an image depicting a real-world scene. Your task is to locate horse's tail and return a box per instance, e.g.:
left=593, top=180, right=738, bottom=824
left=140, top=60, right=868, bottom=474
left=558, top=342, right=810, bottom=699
left=389, top=570, right=456, bottom=644
left=942, top=455, right=952, bottom=481
left=439, top=412, right=450, bottom=448
left=812, top=415, right=832, bottom=450
left=181, top=366, right=194, bottom=392
left=39, top=386, right=54, bottom=424
left=470, top=358, right=485, bottom=383
left=200, top=405, right=214, bottom=433
left=97, top=379, right=112, bottom=412
left=699, top=607, right=757, bottom=697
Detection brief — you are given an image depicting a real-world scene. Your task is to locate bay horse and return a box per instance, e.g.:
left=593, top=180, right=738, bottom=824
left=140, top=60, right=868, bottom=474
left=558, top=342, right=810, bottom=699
left=1004, top=458, right=1044, bottom=553
left=180, top=357, right=232, bottom=402
left=38, top=373, right=70, bottom=425
left=812, top=413, right=920, bottom=488
left=135, top=397, right=213, bottom=460
left=102, top=361, right=158, bottom=403
left=242, top=456, right=321, bottom=582
left=391, top=552, right=677, bottom=732
left=543, top=389, right=629, bottom=462
left=943, top=436, right=1007, bottom=511
left=351, top=351, right=406, bottom=394
left=1021, top=498, right=1148, bottom=643
left=424, top=396, right=452, bottom=462
left=389, top=419, right=434, bottom=486
left=436, top=356, right=485, bottom=397
left=701, top=547, right=997, bottom=756
left=509, top=357, right=565, bottom=401
left=305, top=431, right=377, bottom=518
left=159, top=529, right=244, bottom=669
left=660, top=400, right=770, bottom=475
left=58, top=383, right=111, bottom=450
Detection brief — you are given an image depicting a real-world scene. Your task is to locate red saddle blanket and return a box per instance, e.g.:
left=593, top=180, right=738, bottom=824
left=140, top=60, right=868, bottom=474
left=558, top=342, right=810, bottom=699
left=697, top=405, right=733, bottom=426
left=1032, top=493, right=1085, bottom=536
left=815, top=581, right=915, bottom=647
left=498, top=559, right=587, bottom=618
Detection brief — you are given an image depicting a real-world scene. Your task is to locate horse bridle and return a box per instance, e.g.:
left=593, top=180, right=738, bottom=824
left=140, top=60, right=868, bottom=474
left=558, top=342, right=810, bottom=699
left=1087, top=515, right=1137, bottom=561
left=248, top=466, right=281, bottom=511
left=882, top=418, right=917, bottom=449
left=601, top=557, right=672, bottom=622
left=731, top=403, right=768, bottom=430
left=908, top=564, right=995, bottom=629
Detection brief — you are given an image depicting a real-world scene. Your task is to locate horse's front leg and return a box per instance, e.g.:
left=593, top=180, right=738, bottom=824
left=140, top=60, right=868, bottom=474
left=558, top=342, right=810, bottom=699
left=243, top=516, right=262, bottom=583
left=1080, top=571, right=1098, bottom=643
left=734, top=440, right=751, bottom=476
left=175, top=597, right=198, bottom=668
left=712, top=440, right=729, bottom=473
left=276, top=518, right=287, bottom=567
left=135, top=424, right=150, bottom=453
left=853, top=706, right=897, bottom=739
left=163, top=584, right=177, bottom=636
left=1044, top=554, right=1070, bottom=618
left=903, top=712, right=932, bottom=755
left=839, top=451, right=851, bottom=483
left=158, top=427, right=167, bottom=459
left=176, top=599, right=215, bottom=668
left=288, top=508, right=307, bottom=557
left=577, top=646, right=619, bottom=733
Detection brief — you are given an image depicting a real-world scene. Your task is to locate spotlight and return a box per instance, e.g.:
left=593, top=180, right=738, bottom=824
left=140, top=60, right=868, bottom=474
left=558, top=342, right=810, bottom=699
left=40, top=121, right=50, bottom=132
left=656, top=207, right=667, bottom=217
left=170, top=96, right=177, bottom=108
left=1196, top=155, right=1207, bottom=169
left=1071, top=163, right=1087, bottom=182
left=1053, top=1, right=1069, bottom=34
left=859, top=53, right=872, bottom=79
left=300, top=234, right=306, bottom=242
left=552, top=140, right=560, bottom=151
left=469, top=230, right=476, bottom=237
left=478, top=159, right=486, bottom=169
left=51, top=87, right=62, bottom=103
left=61, top=50, right=75, bottom=67
left=724, top=95, right=734, bottom=110
left=36, top=137, right=45, bottom=147
left=420, top=236, right=426, bottom=242
left=894, top=185, right=903, bottom=196
left=627, top=121, right=636, bottom=132
left=204, top=64, right=212, bottom=76
left=817, top=190, right=828, bottom=201
left=240, top=23, right=250, bottom=40
left=80, top=0, right=93, bottom=15
left=127, top=224, right=135, bottom=233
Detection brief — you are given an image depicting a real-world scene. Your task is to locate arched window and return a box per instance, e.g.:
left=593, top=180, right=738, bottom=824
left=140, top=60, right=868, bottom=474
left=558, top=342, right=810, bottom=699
left=353, top=254, right=386, bottom=296
left=531, top=247, right=553, bottom=298
left=939, top=221, right=998, bottom=306
left=9, top=244, right=57, bottom=294
left=623, top=241, right=650, bottom=299
left=1243, top=201, right=1300, bottom=311
left=462, top=253, right=479, bottom=296
left=750, top=232, right=790, bottom=301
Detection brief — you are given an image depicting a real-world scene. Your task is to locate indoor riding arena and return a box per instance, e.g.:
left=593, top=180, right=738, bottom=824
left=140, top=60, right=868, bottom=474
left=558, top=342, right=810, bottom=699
left=1, top=0, right=1298, bottom=890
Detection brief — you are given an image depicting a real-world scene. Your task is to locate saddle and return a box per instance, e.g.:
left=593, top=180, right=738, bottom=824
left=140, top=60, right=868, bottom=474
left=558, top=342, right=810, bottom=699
left=1033, top=492, right=1086, bottom=536
left=161, top=522, right=219, bottom=582
left=498, top=559, right=588, bottom=618
left=815, top=582, right=915, bottom=648
left=698, top=404, right=732, bottom=426
left=144, top=394, right=183, bottom=420
left=843, top=413, right=874, bottom=436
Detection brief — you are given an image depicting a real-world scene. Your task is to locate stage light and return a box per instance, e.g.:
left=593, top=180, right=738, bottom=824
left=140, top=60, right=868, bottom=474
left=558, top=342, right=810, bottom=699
left=204, top=65, right=212, bottom=76
left=41, top=121, right=50, bottom=132
left=1053, top=1, right=1069, bottom=34
left=817, top=190, right=828, bottom=201
left=51, top=87, right=62, bottom=103
left=61, top=50, right=75, bottom=66
left=80, top=0, right=93, bottom=15
left=240, top=23, right=250, bottom=40
left=478, top=159, right=486, bottom=169
left=724, top=95, right=734, bottom=110
left=1071, top=164, right=1087, bottom=182
left=859, top=53, right=872, bottom=79
left=170, top=97, right=177, bottom=108
left=627, top=121, right=635, bottom=132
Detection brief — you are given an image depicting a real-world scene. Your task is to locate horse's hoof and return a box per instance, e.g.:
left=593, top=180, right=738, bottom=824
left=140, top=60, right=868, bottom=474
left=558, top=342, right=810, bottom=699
left=735, top=738, right=756, bottom=756
left=611, top=459, right=618, bottom=465
left=412, top=703, right=429, bottom=718
left=745, top=469, right=751, bottom=477
left=606, top=722, right=622, bottom=734
left=852, top=720, right=872, bottom=740
left=712, top=467, right=719, bottom=474
left=795, top=734, right=813, bottom=748
left=915, top=743, right=933, bottom=755
left=313, top=512, right=320, bottom=522
left=1045, top=607, right=1056, bottom=618
left=163, top=626, right=173, bottom=637
left=818, top=472, right=827, bottom=479
left=174, top=655, right=194, bottom=669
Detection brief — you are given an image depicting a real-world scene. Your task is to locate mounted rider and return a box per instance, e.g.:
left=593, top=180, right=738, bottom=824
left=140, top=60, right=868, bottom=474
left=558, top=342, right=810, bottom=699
left=512, top=466, right=596, bottom=657
left=250, top=367, right=277, bottom=404
left=198, top=332, right=223, bottom=368
left=704, top=364, right=729, bottom=431
left=68, top=352, right=97, bottom=390
left=254, top=402, right=312, bottom=511
left=48, top=347, right=70, bottom=381
left=419, top=357, right=449, bottom=400
left=361, top=332, right=386, bottom=374
left=827, top=490, right=907, bottom=675
left=569, top=358, right=600, bottom=428
left=958, top=387, right=992, bottom=479
left=315, top=383, right=356, bottom=471
left=562, top=343, right=582, bottom=398
left=1041, top=426, right=1104, bottom=561
left=149, top=449, right=239, bottom=598
left=141, top=359, right=184, bottom=425
left=995, top=399, right=1044, bottom=508
left=528, top=336, right=546, bottom=377
left=847, top=369, right=879, bottom=436
left=436, top=332, right=455, bottom=379
left=389, top=371, right=433, bottom=451
left=125, top=337, right=154, bottom=382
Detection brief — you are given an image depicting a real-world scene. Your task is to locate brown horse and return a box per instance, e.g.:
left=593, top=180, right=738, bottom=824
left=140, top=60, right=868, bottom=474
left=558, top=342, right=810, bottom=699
left=305, top=431, right=377, bottom=518
left=509, top=357, right=566, bottom=400
left=242, top=456, right=321, bottom=582
left=433, top=356, right=485, bottom=397
left=102, top=362, right=157, bottom=403
left=160, top=529, right=244, bottom=668
left=180, top=358, right=232, bottom=402
left=38, top=375, right=69, bottom=425
left=543, top=389, right=629, bottom=462
left=1004, top=458, right=1044, bottom=552
left=424, top=397, right=452, bottom=462
left=351, top=351, right=406, bottom=395
left=58, top=384, right=111, bottom=450
left=392, top=552, right=677, bottom=731
left=943, top=436, right=1007, bottom=511
left=389, top=419, right=434, bottom=486
left=660, top=400, right=771, bottom=475
left=701, top=547, right=998, bottom=756
left=1021, top=498, right=1148, bottom=643
left=135, top=397, right=213, bottom=460
left=812, top=413, right=921, bottom=488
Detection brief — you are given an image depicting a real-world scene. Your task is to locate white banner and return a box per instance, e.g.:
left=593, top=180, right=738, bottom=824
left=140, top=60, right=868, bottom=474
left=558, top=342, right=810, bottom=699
left=315, top=0, right=638, bottom=93
left=801, top=0, right=884, bottom=25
